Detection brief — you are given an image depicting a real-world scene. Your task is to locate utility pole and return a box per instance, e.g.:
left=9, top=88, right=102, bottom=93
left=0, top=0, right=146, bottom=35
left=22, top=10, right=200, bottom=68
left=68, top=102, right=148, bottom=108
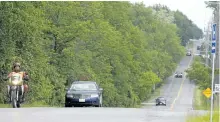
left=216, top=2, right=220, bottom=70
left=210, top=9, right=217, bottom=122
left=218, top=2, right=220, bottom=118
left=214, top=2, right=219, bottom=79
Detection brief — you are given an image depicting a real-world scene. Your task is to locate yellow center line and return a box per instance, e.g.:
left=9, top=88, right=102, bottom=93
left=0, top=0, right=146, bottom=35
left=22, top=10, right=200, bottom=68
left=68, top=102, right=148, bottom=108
left=170, top=49, right=194, bottom=110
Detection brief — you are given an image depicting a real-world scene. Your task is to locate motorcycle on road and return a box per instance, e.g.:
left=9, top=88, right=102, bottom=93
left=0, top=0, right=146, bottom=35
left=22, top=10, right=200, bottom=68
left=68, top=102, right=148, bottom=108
left=7, top=72, right=26, bottom=108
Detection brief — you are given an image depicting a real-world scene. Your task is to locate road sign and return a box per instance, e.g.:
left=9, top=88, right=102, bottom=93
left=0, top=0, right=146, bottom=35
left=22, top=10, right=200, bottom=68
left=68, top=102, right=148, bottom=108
left=203, top=88, right=212, bottom=98
left=214, top=84, right=220, bottom=93
left=211, top=47, right=216, bottom=54
left=211, top=41, right=216, bottom=47
left=212, top=24, right=216, bottom=41
left=211, top=24, right=216, bottom=54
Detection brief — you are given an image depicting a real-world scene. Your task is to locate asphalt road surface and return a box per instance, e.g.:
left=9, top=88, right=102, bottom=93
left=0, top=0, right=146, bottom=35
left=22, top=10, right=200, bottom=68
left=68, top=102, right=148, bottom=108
left=141, top=40, right=203, bottom=122
left=0, top=40, right=208, bottom=122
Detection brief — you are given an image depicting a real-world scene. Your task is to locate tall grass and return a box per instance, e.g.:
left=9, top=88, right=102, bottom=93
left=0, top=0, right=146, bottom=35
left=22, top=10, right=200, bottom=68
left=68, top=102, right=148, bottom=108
left=186, top=111, right=219, bottom=122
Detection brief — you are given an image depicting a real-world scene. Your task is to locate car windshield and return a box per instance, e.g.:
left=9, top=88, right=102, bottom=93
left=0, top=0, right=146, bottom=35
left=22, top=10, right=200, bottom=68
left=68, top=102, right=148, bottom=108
left=70, top=83, right=97, bottom=91
left=159, top=97, right=165, bottom=100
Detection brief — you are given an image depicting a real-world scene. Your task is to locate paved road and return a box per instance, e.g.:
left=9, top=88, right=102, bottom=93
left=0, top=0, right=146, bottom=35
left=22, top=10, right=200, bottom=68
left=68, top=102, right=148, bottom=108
left=141, top=40, right=208, bottom=122
left=140, top=41, right=196, bottom=122
left=0, top=40, right=207, bottom=122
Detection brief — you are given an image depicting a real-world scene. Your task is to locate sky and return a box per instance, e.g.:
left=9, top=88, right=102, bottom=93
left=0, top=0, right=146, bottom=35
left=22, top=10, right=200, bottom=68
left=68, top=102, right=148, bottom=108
left=129, top=0, right=214, bottom=31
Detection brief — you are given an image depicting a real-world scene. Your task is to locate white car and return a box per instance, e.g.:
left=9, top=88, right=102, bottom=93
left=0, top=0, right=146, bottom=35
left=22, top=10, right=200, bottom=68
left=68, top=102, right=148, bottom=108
left=175, top=72, right=183, bottom=78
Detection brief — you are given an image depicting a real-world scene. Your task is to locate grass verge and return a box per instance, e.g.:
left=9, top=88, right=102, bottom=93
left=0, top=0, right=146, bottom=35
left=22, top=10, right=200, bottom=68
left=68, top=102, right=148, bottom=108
left=186, top=110, right=219, bottom=122
left=193, top=86, right=210, bottom=110
left=193, top=86, right=219, bottom=110
left=189, top=86, right=220, bottom=122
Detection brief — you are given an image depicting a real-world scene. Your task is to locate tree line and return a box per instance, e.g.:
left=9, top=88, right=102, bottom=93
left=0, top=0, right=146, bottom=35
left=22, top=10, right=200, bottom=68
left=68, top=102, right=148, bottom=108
left=0, top=1, right=203, bottom=107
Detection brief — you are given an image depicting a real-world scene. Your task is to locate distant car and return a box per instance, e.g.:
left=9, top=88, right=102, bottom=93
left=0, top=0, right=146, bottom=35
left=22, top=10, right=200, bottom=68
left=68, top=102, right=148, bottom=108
left=65, top=81, right=103, bottom=107
left=197, top=46, right=201, bottom=50
left=186, top=51, right=192, bottom=56
left=155, top=97, right=166, bottom=106
left=175, top=72, right=183, bottom=78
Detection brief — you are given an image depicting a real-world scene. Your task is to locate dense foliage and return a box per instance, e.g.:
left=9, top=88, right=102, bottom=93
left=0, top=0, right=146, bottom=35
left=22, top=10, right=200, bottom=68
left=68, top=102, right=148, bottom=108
left=0, top=1, right=202, bottom=107
left=186, top=56, right=219, bottom=89
left=151, top=4, right=203, bottom=46
left=185, top=57, right=212, bottom=89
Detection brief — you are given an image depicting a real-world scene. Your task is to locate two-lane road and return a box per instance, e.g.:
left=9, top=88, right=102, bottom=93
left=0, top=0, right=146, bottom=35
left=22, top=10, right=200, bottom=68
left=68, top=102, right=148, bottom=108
left=0, top=40, right=206, bottom=122
left=141, top=44, right=195, bottom=122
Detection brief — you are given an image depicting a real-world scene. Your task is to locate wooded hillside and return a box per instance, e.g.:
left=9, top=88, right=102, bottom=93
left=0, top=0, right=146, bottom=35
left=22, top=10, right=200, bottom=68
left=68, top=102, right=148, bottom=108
left=0, top=2, right=203, bottom=107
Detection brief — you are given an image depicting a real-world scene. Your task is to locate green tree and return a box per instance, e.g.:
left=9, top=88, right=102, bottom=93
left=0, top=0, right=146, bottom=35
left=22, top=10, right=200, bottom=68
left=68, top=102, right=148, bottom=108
left=185, top=59, right=212, bottom=89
